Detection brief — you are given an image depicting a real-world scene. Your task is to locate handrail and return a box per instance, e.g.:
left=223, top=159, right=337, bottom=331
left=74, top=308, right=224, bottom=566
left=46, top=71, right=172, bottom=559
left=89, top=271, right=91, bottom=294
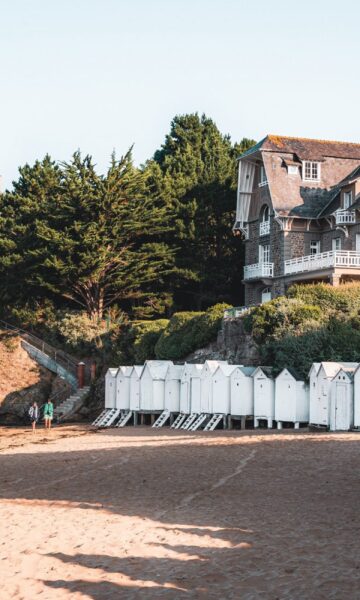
left=0, top=318, right=78, bottom=375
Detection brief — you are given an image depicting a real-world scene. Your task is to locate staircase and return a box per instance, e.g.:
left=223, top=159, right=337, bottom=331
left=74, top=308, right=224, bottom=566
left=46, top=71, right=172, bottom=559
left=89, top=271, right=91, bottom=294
left=152, top=410, right=170, bottom=428
left=171, top=414, right=187, bottom=429
left=203, top=413, right=224, bottom=431
left=54, top=387, right=90, bottom=422
left=116, top=410, right=133, bottom=428
left=189, top=413, right=209, bottom=431
left=92, top=409, right=108, bottom=426
left=181, top=413, right=198, bottom=430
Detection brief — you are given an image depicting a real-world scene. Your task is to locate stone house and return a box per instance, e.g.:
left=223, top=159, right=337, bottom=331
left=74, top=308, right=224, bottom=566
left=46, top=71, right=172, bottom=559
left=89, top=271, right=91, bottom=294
left=233, top=135, right=360, bottom=305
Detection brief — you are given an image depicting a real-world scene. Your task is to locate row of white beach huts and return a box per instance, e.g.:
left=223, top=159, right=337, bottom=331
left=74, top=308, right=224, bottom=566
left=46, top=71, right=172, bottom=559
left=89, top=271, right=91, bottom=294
left=92, top=360, right=360, bottom=432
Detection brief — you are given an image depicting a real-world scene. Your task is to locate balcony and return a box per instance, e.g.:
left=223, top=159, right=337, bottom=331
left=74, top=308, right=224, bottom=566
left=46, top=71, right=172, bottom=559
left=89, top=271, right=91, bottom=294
left=334, top=209, right=356, bottom=225
left=244, top=262, right=274, bottom=281
left=259, top=220, right=270, bottom=236
left=284, top=251, right=360, bottom=276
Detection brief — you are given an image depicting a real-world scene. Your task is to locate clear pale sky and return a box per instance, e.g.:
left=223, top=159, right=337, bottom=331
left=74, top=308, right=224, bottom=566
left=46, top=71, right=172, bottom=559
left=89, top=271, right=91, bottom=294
left=1, top=0, right=359, bottom=190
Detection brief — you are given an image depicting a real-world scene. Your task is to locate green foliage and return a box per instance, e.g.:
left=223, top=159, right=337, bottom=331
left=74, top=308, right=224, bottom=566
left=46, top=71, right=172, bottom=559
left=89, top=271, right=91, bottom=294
left=246, top=297, right=323, bottom=344
left=155, top=303, right=230, bottom=360
left=131, top=320, right=169, bottom=363
left=246, top=283, right=360, bottom=379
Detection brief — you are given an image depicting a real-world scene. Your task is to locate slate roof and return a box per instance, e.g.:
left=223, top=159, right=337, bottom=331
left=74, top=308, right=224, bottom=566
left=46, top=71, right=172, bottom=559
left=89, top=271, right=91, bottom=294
left=245, top=136, right=360, bottom=219
left=240, top=135, right=360, bottom=161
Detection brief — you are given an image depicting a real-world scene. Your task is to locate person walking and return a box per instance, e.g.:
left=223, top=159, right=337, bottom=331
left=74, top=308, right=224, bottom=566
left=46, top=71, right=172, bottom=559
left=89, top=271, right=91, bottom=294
left=28, top=401, right=39, bottom=434
left=43, top=398, right=54, bottom=430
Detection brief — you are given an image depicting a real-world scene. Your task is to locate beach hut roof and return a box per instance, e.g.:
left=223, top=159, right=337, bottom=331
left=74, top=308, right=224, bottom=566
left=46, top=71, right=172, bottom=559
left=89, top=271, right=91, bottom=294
left=166, top=365, right=184, bottom=378
left=215, top=364, right=238, bottom=377
left=308, top=362, right=321, bottom=377
left=107, top=368, right=118, bottom=377
left=332, top=367, right=354, bottom=381
left=118, top=366, right=133, bottom=376
left=239, top=366, right=257, bottom=377
left=144, top=362, right=171, bottom=379
left=252, top=366, right=274, bottom=378
left=319, top=362, right=358, bottom=378
left=131, top=365, right=144, bottom=377
left=204, top=360, right=228, bottom=372
left=277, top=367, right=303, bottom=381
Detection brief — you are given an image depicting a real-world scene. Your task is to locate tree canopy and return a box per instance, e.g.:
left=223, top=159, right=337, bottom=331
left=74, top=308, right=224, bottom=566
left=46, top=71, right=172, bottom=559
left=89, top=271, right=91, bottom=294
left=0, top=113, right=256, bottom=320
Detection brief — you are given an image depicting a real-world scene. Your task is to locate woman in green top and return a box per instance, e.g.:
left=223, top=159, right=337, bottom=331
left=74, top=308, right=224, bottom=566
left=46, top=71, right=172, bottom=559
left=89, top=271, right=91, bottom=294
left=44, top=399, right=54, bottom=429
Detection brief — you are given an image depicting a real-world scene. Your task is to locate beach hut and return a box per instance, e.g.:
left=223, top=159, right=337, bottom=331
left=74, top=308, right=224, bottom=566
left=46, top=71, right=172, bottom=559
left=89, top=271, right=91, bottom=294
left=230, top=366, right=256, bottom=423
left=311, top=362, right=358, bottom=427
left=275, top=368, right=309, bottom=429
left=129, top=366, right=144, bottom=412
left=253, top=366, right=275, bottom=428
left=200, top=360, right=228, bottom=414
left=329, top=368, right=354, bottom=431
left=115, top=366, right=133, bottom=410
left=105, top=368, right=118, bottom=409
left=211, top=364, right=238, bottom=414
left=353, top=365, right=360, bottom=428
left=140, top=360, right=173, bottom=412
left=308, top=363, right=321, bottom=425
left=179, top=363, right=203, bottom=414
left=164, top=365, right=184, bottom=413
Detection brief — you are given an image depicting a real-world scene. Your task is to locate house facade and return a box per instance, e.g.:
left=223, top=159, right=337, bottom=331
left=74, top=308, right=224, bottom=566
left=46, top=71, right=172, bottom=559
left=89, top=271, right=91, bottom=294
left=234, top=135, right=360, bottom=305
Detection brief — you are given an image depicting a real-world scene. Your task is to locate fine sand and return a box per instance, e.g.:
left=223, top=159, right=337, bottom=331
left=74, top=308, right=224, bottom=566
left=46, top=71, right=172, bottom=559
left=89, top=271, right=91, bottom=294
left=0, top=425, right=359, bottom=599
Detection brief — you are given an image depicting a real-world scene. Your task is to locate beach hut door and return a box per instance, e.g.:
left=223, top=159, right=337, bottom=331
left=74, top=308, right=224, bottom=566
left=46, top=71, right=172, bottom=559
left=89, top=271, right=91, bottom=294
left=334, top=383, right=348, bottom=430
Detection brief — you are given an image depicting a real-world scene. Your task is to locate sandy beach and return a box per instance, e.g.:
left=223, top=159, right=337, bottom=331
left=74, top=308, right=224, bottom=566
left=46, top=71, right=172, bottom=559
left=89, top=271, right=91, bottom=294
left=0, top=425, right=359, bottom=599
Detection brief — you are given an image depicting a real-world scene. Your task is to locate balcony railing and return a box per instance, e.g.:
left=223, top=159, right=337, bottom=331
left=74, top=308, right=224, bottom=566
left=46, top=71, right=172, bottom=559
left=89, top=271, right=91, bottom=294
left=334, top=209, right=356, bottom=224
left=244, top=262, right=274, bottom=280
left=284, top=251, right=360, bottom=275
left=259, top=220, right=270, bottom=236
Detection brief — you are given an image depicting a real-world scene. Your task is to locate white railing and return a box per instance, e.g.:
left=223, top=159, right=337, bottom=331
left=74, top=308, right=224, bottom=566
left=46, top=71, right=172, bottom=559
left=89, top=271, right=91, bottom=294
left=334, top=209, right=356, bottom=224
left=284, top=251, right=360, bottom=275
left=223, top=306, right=250, bottom=319
left=259, top=220, right=270, bottom=236
left=244, top=262, right=274, bottom=280
left=258, top=180, right=268, bottom=187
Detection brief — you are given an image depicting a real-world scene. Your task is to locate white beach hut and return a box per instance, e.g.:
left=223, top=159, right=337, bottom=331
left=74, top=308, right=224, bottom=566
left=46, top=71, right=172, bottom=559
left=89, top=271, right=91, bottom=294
left=253, top=366, right=275, bottom=428
left=179, top=363, right=203, bottom=414
left=329, top=368, right=354, bottom=431
left=308, top=363, right=321, bottom=425
left=105, top=368, right=118, bottom=409
left=164, top=365, right=184, bottom=413
left=212, top=364, right=239, bottom=415
left=311, top=362, right=358, bottom=427
left=200, top=360, right=228, bottom=414
left=129, top=366, right=144, bottom=412
left=230, top=366, right=256, bottom=422
left=140, top=360, right=173, bottom=412
left=353, top=365, right=360, bottom=428
left=275, top=368, right=309, bottom=429
left=115, top=366, right=133, bottom=410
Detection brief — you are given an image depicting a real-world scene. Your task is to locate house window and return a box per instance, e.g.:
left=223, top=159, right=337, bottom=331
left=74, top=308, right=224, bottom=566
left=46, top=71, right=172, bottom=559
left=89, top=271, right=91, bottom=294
left=259, top=244, right=270, bottom=263
left=259, top=165, right=268, bottom=187
left=310, top=240, right=320, bottom=255
left=303, top=161, right=320, bottom=181
left=259, top=205, right=270, bottom=236
left=343, top=191, right=353, bottom=209
left=261, top=287, right=272, bottom=303
left=332, top=238, right=341, bottom=251
left=288, top=165, right=298, bottom=175
left=356, top=233, right=360, bottom=253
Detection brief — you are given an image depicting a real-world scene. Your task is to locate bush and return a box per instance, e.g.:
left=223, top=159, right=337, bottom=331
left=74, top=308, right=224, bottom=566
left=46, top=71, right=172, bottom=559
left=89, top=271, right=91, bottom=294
left=246, top=297, right=323, bottom=344
left=131, top=319, right=169, bottom=363
left=155, top=303, right=231, bottom=360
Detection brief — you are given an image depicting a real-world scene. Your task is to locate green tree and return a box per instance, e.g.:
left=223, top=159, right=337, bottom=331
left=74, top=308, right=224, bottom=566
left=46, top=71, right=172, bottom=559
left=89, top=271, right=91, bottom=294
left=144, top=113, right=256, bottom=309
left=0, top=151, right=176, bottom=319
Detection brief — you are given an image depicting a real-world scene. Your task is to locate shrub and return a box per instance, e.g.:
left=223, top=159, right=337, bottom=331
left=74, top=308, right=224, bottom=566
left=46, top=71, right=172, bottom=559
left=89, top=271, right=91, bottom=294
left=246, top=297, right=323, bottom=344
left=155, top=303, right=231, bottom=360
left=131, top=320, right=169, bottom=363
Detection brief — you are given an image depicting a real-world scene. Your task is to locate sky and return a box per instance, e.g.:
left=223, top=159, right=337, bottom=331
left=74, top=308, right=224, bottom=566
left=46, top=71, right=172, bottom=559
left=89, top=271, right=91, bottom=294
left=1, top=0, right=359, bottom=190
